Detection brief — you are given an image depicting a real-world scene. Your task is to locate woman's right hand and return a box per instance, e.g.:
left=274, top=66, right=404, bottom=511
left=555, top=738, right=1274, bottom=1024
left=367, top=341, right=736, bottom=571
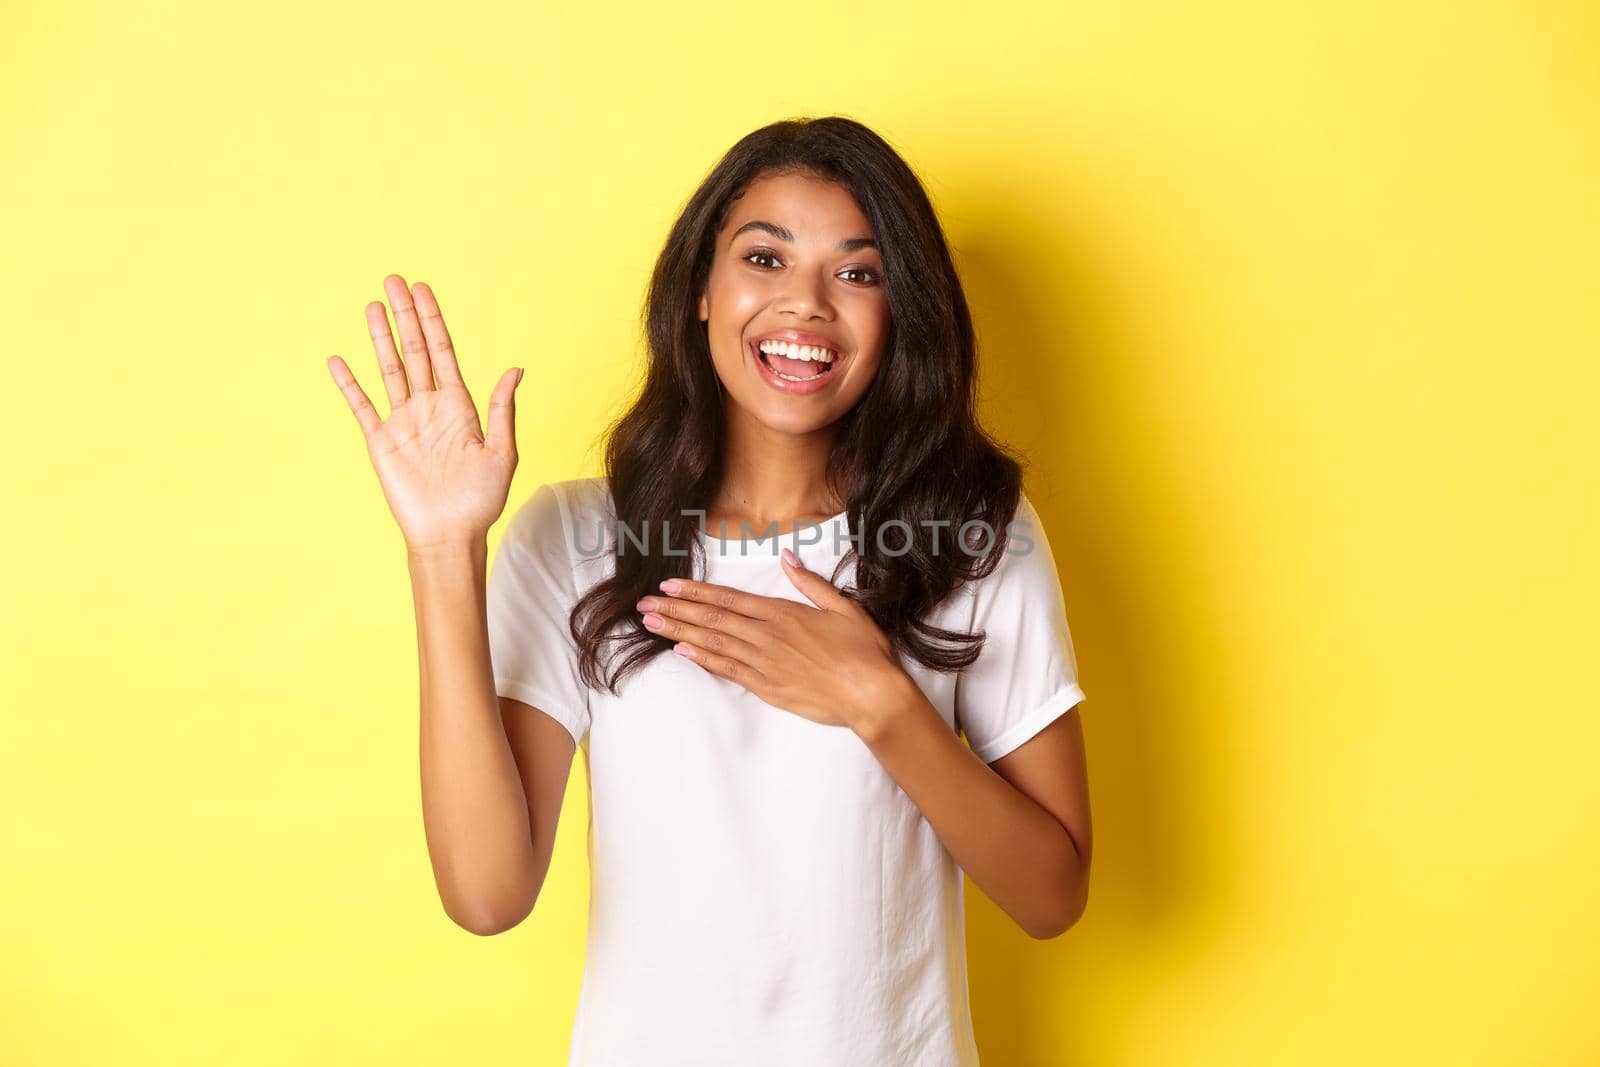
left=326, top=274, right=524, bottom=554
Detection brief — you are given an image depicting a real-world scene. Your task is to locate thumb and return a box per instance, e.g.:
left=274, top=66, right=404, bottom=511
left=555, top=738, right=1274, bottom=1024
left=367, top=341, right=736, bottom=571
left=485, top=367, right=522, bottom=458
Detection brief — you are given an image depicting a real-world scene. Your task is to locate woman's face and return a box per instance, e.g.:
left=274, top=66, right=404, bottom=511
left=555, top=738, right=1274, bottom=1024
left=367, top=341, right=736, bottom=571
left=697, top=171, right=889, bottom=435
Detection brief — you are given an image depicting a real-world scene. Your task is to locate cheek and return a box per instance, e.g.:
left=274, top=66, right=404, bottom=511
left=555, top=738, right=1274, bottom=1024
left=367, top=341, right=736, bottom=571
left=706, top=267, right=768, bottom=316
left=859, top=335, right=891, bottom=379
left=852, top=299, right=891, bottom=358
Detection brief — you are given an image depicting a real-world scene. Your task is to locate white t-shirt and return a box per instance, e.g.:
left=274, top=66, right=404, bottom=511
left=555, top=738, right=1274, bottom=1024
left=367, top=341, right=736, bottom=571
left=486, top=477, right=1086, bottom=1067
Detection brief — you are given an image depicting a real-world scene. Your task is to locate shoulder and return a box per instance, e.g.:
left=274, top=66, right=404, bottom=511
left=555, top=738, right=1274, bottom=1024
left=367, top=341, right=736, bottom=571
left=555, top=476, right=616, bottom=526
left=498, top=478, right=617, bottom=599
left=1002, top=489, right=1049, bottom=561
left=964, top=489, right=1063, bottom=605
left=500, top=478, right=603, bottom=555
left=506, top=477, right=613, bottom=533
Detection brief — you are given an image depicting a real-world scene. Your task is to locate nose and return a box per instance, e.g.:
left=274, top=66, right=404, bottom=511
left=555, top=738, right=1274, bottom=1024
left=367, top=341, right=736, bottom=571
left=775, top=267, right=834, bottom=321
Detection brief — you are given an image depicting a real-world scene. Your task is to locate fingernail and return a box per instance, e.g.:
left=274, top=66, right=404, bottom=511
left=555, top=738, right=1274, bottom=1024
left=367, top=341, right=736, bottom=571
left=781, top=548, right=799, bottom=566
left=636, top=597, right=659, bottom=612
left=515, top=367, right=524, bottom=384
left=673, top=643, right=693, bottom=657
left=642, top=613, right=664, bottom=630
left=660, top=580, right=681, bottom=594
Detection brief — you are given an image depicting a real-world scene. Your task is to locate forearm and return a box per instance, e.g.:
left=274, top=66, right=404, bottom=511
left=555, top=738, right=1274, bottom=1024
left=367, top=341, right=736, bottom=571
left=852, top=677, right=1088, bottom=939
left=409, top=539, right=540, bottom=934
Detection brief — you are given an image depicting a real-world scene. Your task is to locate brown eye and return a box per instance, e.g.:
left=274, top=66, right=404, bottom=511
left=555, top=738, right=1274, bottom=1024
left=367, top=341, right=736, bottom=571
left=841, top=267, right=881, bottom=285
left=743, top=250, right=781, bottom=269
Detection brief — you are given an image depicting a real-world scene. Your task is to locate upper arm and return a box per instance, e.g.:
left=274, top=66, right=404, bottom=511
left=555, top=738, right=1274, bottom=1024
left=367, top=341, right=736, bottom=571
left=500, top=696, right=579, bottom=888
left=483, top=483, right=594, bottom=917
left=953, top=492, right=1092, bottom=910
left=986, top=702, right=1092, bottom=868
left=486, top=483, right=596, bottom=750
left=954, top=491, right=1087, bottom=763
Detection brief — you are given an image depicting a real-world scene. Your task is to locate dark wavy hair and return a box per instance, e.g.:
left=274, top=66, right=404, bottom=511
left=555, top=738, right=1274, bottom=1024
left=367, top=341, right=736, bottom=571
left=573, top=115, right=1026, bottom=695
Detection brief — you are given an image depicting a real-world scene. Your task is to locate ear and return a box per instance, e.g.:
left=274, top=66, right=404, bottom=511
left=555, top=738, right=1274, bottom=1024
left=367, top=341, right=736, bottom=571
left=697, top=293, right=708, bottom=322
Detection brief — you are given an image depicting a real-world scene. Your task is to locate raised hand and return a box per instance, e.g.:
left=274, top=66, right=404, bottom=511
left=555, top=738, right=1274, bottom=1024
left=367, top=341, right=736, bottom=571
left=326, top=274, right=524, bottom=553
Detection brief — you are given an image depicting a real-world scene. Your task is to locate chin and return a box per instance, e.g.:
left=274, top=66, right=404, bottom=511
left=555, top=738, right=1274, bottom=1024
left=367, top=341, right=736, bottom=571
left=744, top=402, right=839, bottom=435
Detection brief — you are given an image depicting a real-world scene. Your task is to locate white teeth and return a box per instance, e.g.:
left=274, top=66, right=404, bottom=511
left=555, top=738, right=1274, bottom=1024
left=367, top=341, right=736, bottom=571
left=757, top=339, right=836, bottom=363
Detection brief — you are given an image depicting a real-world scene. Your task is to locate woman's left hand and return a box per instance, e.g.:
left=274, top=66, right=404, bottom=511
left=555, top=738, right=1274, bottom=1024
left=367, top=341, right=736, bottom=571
left=636, top=548, right=908, bottom=730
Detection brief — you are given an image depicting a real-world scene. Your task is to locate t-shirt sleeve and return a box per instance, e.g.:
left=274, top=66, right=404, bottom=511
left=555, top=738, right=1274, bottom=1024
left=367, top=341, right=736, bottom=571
left=486, top=482, right=593, bottom=747
left=954, top=491, right=1087, bottom=763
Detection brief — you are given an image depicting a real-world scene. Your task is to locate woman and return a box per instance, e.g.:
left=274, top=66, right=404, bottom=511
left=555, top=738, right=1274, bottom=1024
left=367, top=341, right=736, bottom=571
left=326, top=116, right=1092, bottom=1066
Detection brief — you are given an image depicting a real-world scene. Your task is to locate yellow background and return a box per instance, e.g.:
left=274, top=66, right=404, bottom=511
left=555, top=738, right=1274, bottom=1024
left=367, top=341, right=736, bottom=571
left=3, top=1, right=1596, bottom=1063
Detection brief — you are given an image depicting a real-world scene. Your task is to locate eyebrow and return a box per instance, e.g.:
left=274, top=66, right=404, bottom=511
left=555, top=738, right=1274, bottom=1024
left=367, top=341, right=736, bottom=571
left=730, top=219, right=879, bottom=253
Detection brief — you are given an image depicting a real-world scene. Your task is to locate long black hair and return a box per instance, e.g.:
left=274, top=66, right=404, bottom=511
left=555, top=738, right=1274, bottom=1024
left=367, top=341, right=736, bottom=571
left=574, top=115, right=1026, bottom=695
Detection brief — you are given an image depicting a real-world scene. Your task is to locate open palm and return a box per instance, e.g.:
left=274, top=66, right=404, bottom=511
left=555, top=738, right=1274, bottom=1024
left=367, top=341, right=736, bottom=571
left=326, top=274, right=523, bottom=552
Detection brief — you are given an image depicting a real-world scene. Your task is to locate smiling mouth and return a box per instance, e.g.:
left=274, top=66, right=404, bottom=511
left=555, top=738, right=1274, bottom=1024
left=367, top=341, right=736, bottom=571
left=750, top=341, right=842, bottom=382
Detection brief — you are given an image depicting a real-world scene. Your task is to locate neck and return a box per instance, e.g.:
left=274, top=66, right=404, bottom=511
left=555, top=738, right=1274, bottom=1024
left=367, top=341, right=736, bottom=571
left=709, top=405, right=844, bottom=530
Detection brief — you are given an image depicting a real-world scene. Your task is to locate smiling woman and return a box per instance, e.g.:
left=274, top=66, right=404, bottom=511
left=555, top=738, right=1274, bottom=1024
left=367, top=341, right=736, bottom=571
left=700, top=172, right=888, bottom=408
left=326, top=115, right=1092, bottom=1067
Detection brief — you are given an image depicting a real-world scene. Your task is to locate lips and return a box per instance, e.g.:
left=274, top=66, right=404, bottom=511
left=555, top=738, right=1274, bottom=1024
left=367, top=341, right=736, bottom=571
left=747, top=339, right=844, bottom=395
left=747, top=332, right=846, bottom=375
left=755, top=342, right=831, bottom=376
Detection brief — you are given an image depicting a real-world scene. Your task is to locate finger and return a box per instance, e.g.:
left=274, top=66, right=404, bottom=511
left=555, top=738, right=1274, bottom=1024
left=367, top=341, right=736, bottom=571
left=780, top=548, right=851, bottom=610
left=383, top=273, right=435, bottom=394
left=644, top=610, right=765, bottom=668
left=410, top=281, right=465, bottom=389
left=641, top=594, right=771, bottom=653
left=484, top=367, right=522, bottom=460
left=673, top=640, right=770, bottom=693
left=639, top=593, right=769, bottom=646
left=658, top=577, right=783, bottom=621
left=365, top=300, right=410, bottom=412
left=326, top=355, right=383, bottom=438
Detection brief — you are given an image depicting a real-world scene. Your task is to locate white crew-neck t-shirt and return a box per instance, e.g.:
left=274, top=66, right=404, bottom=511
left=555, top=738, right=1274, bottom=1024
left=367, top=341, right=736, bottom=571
left=485, top=477, right=1087, bottom=1067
